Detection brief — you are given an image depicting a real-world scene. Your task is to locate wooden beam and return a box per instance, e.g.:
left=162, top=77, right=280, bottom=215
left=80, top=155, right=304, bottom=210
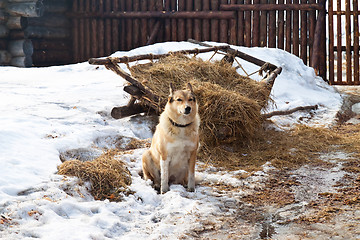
left=220, top=3, right=323, bottom=11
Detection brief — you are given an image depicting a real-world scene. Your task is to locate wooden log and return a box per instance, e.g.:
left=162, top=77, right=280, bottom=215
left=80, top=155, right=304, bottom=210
left=10, top=56, right=32, bottom=67
left=311, top=6, right=325, bottom=76
left=0, top=50, right=11, bottom=64
left=0, top=39, right=6, bottom=49
left=24, top=26, right=71, bottom=39
left=7, top=2, right=44, bottom=17
left=0, top=0, right=6, bottom=8
left=354, top=0, right=359, bottom=84
left=43, top=0, right=69, bottom=13
left=9, top=29, right=25, bottom=39
left=27, top=14, right=70, bottom=28
left=8, top=39, right=33, bottom=57
left=0, top=9, right=7, bottom=24
left=32, top=39, right=70, bottom=50
left=32, top=49, right=72, bottom=63
left=220, top=3, right=323, bottom=11
left=6, top=16, right=28, bottom=29
left=0, top=24, right=9, bottom=37
left=89, top=45, right=230, bottom=65
left=111, top=104, right=147, bottom=119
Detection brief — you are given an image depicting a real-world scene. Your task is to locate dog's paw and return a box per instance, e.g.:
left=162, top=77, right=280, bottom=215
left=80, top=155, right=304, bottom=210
left=160, top=186, right=169, bottom=194
left=187, top=186, right=195, bottom=192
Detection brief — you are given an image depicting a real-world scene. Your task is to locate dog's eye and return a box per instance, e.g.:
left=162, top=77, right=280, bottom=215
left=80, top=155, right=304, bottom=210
left=189, top=98, right=195, bottom=102
left=176, top=99, right=182, bottom=102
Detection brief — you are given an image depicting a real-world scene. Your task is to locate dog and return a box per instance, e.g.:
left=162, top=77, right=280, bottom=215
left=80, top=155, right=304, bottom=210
left=142, top=83, right=200, bottom=194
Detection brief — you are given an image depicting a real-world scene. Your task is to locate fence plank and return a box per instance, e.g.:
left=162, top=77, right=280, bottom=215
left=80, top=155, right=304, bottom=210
left=72, top=0, right=79, bottom=62
left=84, top=0, right=91, bottom=59
left=259, top=0, right=267, bottom=47
left=133, top=0, right=140, bottom=48
left=220, top=0, right=228, bottom=43
left=186, top=0, right=194, bottom=40
left=268, top=0, right=276, bottom=48
left=292, top=0, right=300, bottom=56
left=170, top=0, right=177, bottom=41
left=244, top=0, right=251, bottom=47
left=211, top=0, right=219, bottom=42
left=354, top=0, right=359, bottom=84
left=119, top=1, right=126, bottom=50
left=194, top=0, right=202, bottom=41
left=112, top=0, right=119, bottom=52
left=345, top=0, right=352, bottom=84
left=328, top=0, right=335, bottom=84
left=79, top=0, right=85, bottom=60
left=202, top=0, right=210, bottom=40
left=308, top=0, right=316, bottom=66
left=105, top=0, right=111, bottom=55
left=252, top=0, right=260, bottom=46
left=278, top=0, right=285, bottom=49
left=285, top=0, right=292, bottom=52
left=337, top=0, right=342, bottom=82
left=237, top=0, right=244, bottom=45
left=178, top=0, right=186, bottom=41
left=300, top=0, right=307, bottom=64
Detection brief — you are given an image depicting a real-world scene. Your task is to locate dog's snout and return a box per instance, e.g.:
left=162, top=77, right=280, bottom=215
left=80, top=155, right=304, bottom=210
left=184, top=106, right=191, bottom=115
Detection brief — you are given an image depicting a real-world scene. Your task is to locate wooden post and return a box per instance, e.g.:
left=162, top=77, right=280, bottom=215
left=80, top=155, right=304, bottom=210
left=259, top=0, right=267, bottom=47
left=285, top=0, right=292, bottom=52
left=354, top=0, right=359, bottom=85
left=237, top=0, right=244, bottom=46
left=90, top=0, right=98, bottom=58
left=308, top=0, right=316, bottom=66
left=202, top=0, right=210, bottom=41
left=277, top=0, right=285, bottom=49
left=300, top=0, right=307, bottom=64
left=178, top=0, right=186, bottom=40
left=252, top=0, right=260, bottom=46
left=170, top=0, right=177, bottom=41
left=292, top=0, right=300, bottom=56
left=105, top=0, right=112, bottom=55
left=85, top=0, right=91, bottom=60
left=112, top=0, right=119, bottom=52
left=328, top=0, right=335, bottom=84
left=220, top=0, right=228, bottom=43
left=345, top=0, right=352, bottom=84
left=337, top=0, right=342, bottom=82
left=268, top=0, right=276, bottom=48
left=244, top=0, right=251, bottom=47
left=210, top=0, right=219, bottom=42
left=186, top=0, right=194, bottom=40
left=140, top=0, right=148, bottom=45
left=194, top=0, right=201, bottom=41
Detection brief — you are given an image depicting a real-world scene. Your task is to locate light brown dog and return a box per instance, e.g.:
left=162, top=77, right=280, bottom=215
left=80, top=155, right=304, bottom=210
left=142, top=83, right=200, bottom=194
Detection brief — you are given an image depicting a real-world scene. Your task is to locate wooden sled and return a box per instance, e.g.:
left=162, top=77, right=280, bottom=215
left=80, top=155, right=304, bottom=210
left=89, top=40, right=284, bottom=119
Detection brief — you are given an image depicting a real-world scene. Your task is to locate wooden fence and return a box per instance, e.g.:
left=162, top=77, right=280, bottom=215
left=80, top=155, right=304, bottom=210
left=328, top=0, right=360, bottom=85
left=70, top=0, right=327, bottom=80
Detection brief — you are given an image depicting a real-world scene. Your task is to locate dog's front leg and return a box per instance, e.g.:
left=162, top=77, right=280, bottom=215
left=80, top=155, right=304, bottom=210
left=187, top=150, right=197, bottom=192
left=160, top=158, right=170, bottom=194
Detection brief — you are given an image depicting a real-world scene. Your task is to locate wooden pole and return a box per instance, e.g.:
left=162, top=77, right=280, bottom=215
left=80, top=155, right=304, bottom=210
left=354, top=0, right=359, bottom=84
left=277, top=0, right=285, bottom=49
left=292, top=0, right=300, bottom=56
left=345, top=0, right=352, bottom=84
left=337, top=0, right=342, bottom=82
left=244, top=0, right=251, bottom=47
left=259, top=0, right=267, bottom=47
left=268, top=0, right=276, bottom=48
left=220, top=3, right=323, bottom=10
left=237, top=0, right=244, bottom=46
left=285, top=0, right=292, bottom=52
left=328, top=0, right=335, bottom=84
left=202, top=0, right=210, bottom=41
left=252, top=0, right=260, bottom=46
left=300, top=0, right=307, bottom=64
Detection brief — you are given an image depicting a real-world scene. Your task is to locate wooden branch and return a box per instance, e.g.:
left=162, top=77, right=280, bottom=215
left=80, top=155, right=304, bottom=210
left=187, top=39, right=278, bottom=71
left=220, top=3, right=323, bottom=11
left=88, top=45, right=229, bottom=65
left=261, top=67, right=282, bottom=89
left=68, top=11, right=235, bottom=20
left=262, top=105, right=318, bottom=118
left=105, top=60, right=161, bottom=111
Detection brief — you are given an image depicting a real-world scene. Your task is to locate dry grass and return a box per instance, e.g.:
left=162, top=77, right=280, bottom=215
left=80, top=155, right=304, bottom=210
left=58, top=149, right=132, bottom=201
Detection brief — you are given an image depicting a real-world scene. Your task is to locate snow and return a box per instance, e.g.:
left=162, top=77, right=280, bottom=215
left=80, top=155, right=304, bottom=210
left=0, top=41, right=342, bottom=239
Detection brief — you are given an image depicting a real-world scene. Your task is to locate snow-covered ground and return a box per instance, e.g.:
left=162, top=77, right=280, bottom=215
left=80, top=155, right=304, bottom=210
left=0, top=42, right=343, bottom=239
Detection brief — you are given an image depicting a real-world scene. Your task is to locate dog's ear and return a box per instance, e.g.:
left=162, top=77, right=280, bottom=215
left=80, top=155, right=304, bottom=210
left=169, top=83, right=175, bottom=96
left=187, top=83, right=194, bottom=93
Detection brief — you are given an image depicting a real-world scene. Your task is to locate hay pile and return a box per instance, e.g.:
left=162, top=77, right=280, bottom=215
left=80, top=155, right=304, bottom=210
left=58, top=149, right=132, bottom=201
left=130, top=54, right=271, bottom=149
